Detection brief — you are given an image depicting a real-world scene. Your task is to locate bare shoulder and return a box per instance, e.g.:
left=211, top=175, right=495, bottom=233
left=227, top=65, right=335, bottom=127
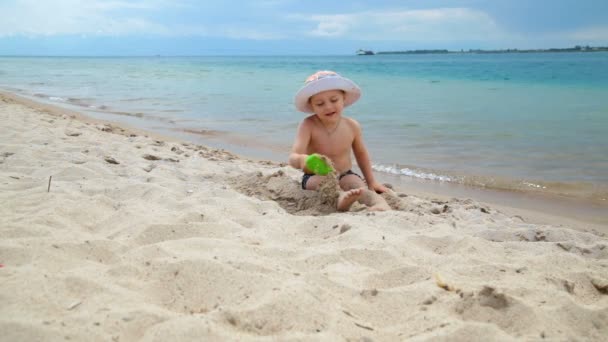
left=301, top=115, right=316, bottom=128
left=343, top=116, right=362, bottom=134
left=297, top=115, right=316, bottom=132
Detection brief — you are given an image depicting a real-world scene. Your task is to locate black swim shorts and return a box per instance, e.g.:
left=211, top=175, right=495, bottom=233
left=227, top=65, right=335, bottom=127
left=301, top=169, right=363, bottom=190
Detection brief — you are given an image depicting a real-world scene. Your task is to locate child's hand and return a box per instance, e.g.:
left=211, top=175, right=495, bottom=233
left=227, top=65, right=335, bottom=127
left=368, top=181, right=389, bottom=194
left=305, top=153, right=334, bottom=175
left=318, top=154, right=333, bottom=167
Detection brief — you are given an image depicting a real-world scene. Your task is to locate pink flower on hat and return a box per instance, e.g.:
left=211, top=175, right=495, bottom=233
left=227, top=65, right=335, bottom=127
left=305, top=70, right=339, bottom=83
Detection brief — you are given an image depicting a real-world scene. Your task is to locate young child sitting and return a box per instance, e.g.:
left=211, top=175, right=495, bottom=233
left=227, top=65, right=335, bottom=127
left=288, top=70, right=391, bottom=212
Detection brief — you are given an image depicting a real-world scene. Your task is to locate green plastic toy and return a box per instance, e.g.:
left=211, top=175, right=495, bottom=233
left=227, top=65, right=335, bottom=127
left=305, top=154, right=333, bottom=175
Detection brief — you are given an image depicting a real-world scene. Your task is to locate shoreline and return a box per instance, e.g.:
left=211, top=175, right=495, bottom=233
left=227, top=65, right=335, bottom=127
left=3, top=54, right=608, bottom=206
left=183, top=137, right=608, bottom=230
left=5, top=88, right=608, bottom=202
left=2, top=89, right=607, bottom=340
left=2, top=90, right=607, bottom=232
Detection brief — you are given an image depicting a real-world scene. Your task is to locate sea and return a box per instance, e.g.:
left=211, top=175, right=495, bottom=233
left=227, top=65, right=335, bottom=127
left=1, top=53, right=608, bottom=209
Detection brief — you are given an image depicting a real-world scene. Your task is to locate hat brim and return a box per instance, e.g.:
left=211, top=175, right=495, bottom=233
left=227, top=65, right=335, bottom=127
left=294, top=76, right=361, bottom=113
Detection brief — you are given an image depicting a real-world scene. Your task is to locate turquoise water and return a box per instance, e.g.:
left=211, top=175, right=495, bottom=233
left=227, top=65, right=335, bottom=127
left=1, top=54, right=607, bottom=200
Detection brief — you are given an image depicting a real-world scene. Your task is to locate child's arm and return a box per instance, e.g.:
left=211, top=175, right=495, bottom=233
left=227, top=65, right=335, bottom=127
left=289, top=121, right=313, bottom=172
left=352, top=120, right=389, bottom=193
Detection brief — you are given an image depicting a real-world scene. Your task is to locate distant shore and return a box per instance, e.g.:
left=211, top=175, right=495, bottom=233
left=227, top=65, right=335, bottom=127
left=374, top=45, right=608, bottom=55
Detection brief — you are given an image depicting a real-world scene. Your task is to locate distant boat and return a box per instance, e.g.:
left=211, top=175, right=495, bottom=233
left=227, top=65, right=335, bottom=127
left=356, top=49, right=374, bottom=55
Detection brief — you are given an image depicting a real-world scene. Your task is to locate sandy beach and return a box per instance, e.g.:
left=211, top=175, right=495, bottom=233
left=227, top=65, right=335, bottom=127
left=1, top=91, right=607, bottom=341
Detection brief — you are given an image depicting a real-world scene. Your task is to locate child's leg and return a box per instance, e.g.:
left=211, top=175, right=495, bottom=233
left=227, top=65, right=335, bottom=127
left=339, top=174, right=390, bottom=211
left=338, top=173, right=366, bottom=191
left=361, top=191, right=391, bottom=211
left=302, top=174, right=325, bottom=190
left=304, top=174, right=363, bottom=212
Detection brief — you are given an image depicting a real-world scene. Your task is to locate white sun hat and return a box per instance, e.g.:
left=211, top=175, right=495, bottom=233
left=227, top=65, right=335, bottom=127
left=294, top=70, right=361, bottom=113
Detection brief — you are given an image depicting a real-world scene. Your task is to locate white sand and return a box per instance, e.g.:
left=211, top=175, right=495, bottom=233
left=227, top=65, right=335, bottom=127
left=1, top=92, right=607, bottom=341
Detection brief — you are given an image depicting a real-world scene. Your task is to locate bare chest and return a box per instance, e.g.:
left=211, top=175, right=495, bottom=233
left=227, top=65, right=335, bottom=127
left=308, top=128, right=353, bottom=158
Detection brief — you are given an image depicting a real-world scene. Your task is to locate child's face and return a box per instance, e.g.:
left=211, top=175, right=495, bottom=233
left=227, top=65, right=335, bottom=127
left=309, top=90, right=345, bottom=120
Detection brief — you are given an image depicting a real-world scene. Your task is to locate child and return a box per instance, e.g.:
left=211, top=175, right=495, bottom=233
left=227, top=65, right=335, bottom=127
left=289, top=70, right=391, bottom=211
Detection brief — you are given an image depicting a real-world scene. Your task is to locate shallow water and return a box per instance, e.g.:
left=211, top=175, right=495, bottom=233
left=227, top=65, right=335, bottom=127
left=1, top=53, right=607, bottom=201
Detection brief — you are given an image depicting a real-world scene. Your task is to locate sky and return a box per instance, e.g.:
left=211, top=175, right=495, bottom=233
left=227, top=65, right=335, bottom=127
left=0, top=0, right=607, bottom=55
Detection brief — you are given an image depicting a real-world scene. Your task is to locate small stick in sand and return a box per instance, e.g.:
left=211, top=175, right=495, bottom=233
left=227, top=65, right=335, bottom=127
left=67, top=300, right=82, bottom=310
left=47, top=176, right=52, bottom=192
left=434, top=273, right=458, bottom=292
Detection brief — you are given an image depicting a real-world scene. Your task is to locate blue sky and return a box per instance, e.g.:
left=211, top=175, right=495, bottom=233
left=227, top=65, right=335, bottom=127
left=0, top=0, right=606, bottom=55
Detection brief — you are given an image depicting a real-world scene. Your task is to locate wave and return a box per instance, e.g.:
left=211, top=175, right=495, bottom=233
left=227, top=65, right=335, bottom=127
left=373, top=164, right=453, bottom=182
left=119, top=97, right=155, bottom=102
left=181, top=128, right=224, bottom=137
left=372, top=163, right=608, bottom=202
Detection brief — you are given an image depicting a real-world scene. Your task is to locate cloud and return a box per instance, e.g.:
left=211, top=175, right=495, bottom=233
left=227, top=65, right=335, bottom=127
left=2, top=1, right=602, bottom=49
left=0, top=2, right=507, bottom=44
left=309, top=14, right=356, bottom=37
left=0, top=0, right=174, bottom=36
left=253, top=0, right=295, bottom=8
left=216, top=27, right=287, bottom=40
left=0, top=0, right=291, bottom=40
left=301, top=8, right=510, bottom=42
left=565, top=26, right=608, bottom=42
